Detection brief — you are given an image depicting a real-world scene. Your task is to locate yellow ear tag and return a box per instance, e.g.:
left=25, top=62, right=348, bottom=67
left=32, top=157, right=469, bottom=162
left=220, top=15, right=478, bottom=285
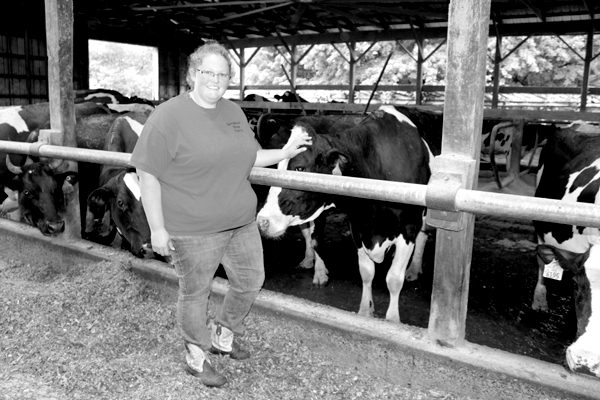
left=543, top=259, right=563, bottom=281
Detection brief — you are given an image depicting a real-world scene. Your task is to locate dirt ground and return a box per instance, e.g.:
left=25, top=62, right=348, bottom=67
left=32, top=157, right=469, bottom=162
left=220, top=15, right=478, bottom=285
left=0, top=219, right=590, bottom=400
left=255, top=171, right=576, bottom=370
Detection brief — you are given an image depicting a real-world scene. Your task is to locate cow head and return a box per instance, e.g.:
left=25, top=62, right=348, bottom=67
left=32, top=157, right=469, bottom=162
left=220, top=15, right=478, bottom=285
left=85, top=169, right=154, bottom=259
left=5, top=155, right=66, bottom=236
left=257, top=122, right=339, bottom=238
left=274, top=91, right=307, bottom=103
left=537, top=244, right=600, bottom=377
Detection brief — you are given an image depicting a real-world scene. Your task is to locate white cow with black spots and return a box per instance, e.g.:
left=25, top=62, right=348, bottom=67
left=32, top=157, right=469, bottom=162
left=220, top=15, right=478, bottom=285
left=257, top=106, right=433, bottom=322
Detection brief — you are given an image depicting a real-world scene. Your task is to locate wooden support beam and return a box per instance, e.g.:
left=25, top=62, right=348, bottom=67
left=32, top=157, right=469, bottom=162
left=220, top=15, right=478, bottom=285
left=580, top=27, right=594, bottom=111
left=290, top=3, right=308, bottom=29
left=519, top=0, right=545, bottom=22
left=492, top=33, right=502, bottom=108
left=44, top=0, right=80, bottom=239
left=348, top=41, right=356, bottom=103
left=415, top=38, right=424, bottom=105
left=131, top=0, right=288, bottom=11
left=239, top=48, right=246, bottom=100
left=427, top=0, right=491, bottom=346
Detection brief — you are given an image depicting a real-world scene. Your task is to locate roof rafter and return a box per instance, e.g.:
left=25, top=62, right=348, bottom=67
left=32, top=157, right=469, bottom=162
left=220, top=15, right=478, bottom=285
left=518, top=0, right=544, bottom=22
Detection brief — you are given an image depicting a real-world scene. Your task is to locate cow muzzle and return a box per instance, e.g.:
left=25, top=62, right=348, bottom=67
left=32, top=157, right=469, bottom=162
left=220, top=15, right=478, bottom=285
left=257, top=215, right=288, bottom=238
left=135, top=242, right=156, bottom=259
left=39, top=220, right=66, bottom=236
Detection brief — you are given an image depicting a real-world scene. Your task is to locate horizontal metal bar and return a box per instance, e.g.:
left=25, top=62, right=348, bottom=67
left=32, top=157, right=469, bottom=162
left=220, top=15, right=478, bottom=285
left=232, top=100, right=600, bottom=122
left=252, top=167, right=600, bottom=228
left=2, top=141, right=600, bottom=229
left=456, top=189, right=600, bottom=228
left=251, top=167, right=427, bottom=206
left=0, top=142, right=131, bottom=166
left=233, top=84, right=600, bottom=95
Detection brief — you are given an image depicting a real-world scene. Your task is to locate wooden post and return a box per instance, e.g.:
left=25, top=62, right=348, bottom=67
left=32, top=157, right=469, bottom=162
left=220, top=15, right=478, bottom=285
left=508, top=119, right=524, bottom=178
left=415, top=37, right=424, bottom=105
left=580, top=28, right=593, bottom=112
left=427, top=0, right=491, bottom=346
left=239, top=47, right=245, bottom=100
left=44, top=0, right=80, bottom=239
left=290, top=44, right=298, bottom=88
left=348, top=41, right=356, bottom=104
left=492, top=34, right=502, bottom=108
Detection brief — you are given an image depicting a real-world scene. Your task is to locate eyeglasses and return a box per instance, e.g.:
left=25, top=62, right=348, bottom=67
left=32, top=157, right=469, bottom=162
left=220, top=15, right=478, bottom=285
left=197, top=69, right=230, bottom=80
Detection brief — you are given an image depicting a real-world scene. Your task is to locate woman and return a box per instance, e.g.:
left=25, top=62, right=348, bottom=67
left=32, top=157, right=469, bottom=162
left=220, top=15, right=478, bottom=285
left=130, top=40, right=311, bottom=388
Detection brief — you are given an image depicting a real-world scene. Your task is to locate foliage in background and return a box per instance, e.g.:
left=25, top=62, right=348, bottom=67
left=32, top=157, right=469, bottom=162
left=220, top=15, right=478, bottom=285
left=486, top=35, right=600, bottom=87
left=88, top=40, right=155, bottom=100
left=236, top=34, right=598, bottom=103
left=88, top=35, right=598, bottom=104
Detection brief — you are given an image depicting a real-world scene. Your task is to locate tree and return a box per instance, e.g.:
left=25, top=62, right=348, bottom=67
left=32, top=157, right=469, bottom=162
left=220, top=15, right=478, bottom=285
left=88, top=40, right=155, bottom=100
left=486, top=35, right=600, bottom=87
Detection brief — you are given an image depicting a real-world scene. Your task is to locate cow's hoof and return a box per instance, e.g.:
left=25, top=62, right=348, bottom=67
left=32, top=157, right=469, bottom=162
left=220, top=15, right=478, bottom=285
left=312, top=275, right=329, bottom=286
left=297, top=259, right=314, bottom=270
left=405, top=271, right=420, bottom=282
left=357, top=307, right=374, bottom=319
left=531, top=300, right=549, bottom=312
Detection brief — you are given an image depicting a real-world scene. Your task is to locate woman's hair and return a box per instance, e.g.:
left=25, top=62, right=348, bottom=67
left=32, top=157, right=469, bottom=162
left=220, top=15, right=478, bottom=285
left=186, top=40, right=233, bottom=88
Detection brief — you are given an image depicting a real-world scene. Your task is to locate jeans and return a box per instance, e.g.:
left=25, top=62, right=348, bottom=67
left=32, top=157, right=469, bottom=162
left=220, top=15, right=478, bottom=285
left=170, top=221, right=265, bottom=351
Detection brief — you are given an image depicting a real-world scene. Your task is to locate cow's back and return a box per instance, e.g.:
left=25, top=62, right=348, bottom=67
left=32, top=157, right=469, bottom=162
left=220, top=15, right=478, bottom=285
left=332, top=110, right=431, bottom=185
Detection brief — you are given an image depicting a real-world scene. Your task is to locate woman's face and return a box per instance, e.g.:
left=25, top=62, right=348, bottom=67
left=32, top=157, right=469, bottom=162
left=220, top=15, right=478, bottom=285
left=192, top=53, right=230, bottom=108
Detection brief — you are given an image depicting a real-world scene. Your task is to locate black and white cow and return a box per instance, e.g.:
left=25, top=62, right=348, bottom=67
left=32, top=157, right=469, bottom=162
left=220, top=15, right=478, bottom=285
left=84, top=112, right=157, bottom=260
left=75, top=88, right=155, bottom=114
left=533, top=121, right=600, bottom=377
left=258, top=114, right=365, bottom=286
left=0, top=103, right=52, bottom=191
left=243, top=94, right=272, bottom=103
left=274, top=91, right=308, bottom=103
left=0, top=101, right=111, bottom=233
left=242, top=94, right=273, bottom=134
left=4, top=156, right=71, bottom=235
left=257, top=105, right=433, bottom=322
left=480, top=120, right=558, bottom=168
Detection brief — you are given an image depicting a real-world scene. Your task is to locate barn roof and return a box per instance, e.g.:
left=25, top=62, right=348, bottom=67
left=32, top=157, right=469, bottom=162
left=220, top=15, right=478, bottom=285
left=79, top=0, right=599, bottom=48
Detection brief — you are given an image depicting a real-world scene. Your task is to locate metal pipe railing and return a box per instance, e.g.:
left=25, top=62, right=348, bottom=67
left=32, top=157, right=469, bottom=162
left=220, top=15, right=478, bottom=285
left=252, top=167, right=600, bottom=228
left=3, top=141, right=600, bottom=229
left=0, top=141, right=131, bottom=166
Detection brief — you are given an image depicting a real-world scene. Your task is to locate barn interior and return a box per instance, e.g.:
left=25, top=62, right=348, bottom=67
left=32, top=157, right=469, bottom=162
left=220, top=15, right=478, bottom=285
left=1, top=1, right=600, bottom=398
left=0, top=1, right=597, bottom=107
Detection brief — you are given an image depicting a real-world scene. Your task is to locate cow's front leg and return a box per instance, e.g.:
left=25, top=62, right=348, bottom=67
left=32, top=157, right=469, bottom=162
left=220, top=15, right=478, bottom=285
left=298, top=222, right=315, bottom=269
left=357, top=246, right=375, bottom=318
left=531, top=254, right=549, bottom=311
left=386, top=239, right=414, bottom=323
left=313, top=250, right=329, bottom=285
left=405, top=223, right=427, bottom=281
left=298, top=220, right=329, bottom=285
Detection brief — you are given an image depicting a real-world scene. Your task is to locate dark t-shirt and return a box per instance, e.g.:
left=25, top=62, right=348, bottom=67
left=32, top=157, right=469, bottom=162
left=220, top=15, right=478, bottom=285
left=130, top=93, right=260, bottom=236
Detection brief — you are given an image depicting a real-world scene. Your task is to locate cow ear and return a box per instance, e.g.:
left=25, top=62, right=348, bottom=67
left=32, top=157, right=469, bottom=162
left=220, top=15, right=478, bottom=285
left=87, top=187, right=113, bottom=206
left=536, top=244, right=587, bottom=273
left=325, top=149, right=350, bottom=175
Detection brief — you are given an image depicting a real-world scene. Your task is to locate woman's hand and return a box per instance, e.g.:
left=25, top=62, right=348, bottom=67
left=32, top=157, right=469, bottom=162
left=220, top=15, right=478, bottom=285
left=284, top=133, right=313, bottom=159
left=151, top=227, right=175, bottom=257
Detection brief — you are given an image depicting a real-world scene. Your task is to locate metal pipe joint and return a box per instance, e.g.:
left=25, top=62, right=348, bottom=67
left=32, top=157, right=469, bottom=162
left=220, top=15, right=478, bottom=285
left=425, top=156, right=476, bottom=231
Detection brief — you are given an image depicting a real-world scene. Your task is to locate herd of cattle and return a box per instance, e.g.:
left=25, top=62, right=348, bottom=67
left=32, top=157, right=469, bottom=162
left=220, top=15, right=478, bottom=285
left=1, top=89, right=599, bottom=377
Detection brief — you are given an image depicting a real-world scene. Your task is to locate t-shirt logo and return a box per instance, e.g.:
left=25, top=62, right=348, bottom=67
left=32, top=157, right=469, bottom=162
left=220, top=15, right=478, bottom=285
left=227, top=121, right=245, bottom=133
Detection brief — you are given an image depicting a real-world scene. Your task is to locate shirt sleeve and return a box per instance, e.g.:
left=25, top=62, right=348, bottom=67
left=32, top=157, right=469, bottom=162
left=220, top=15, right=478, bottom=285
left=130, top=118, right=173, bottom=178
